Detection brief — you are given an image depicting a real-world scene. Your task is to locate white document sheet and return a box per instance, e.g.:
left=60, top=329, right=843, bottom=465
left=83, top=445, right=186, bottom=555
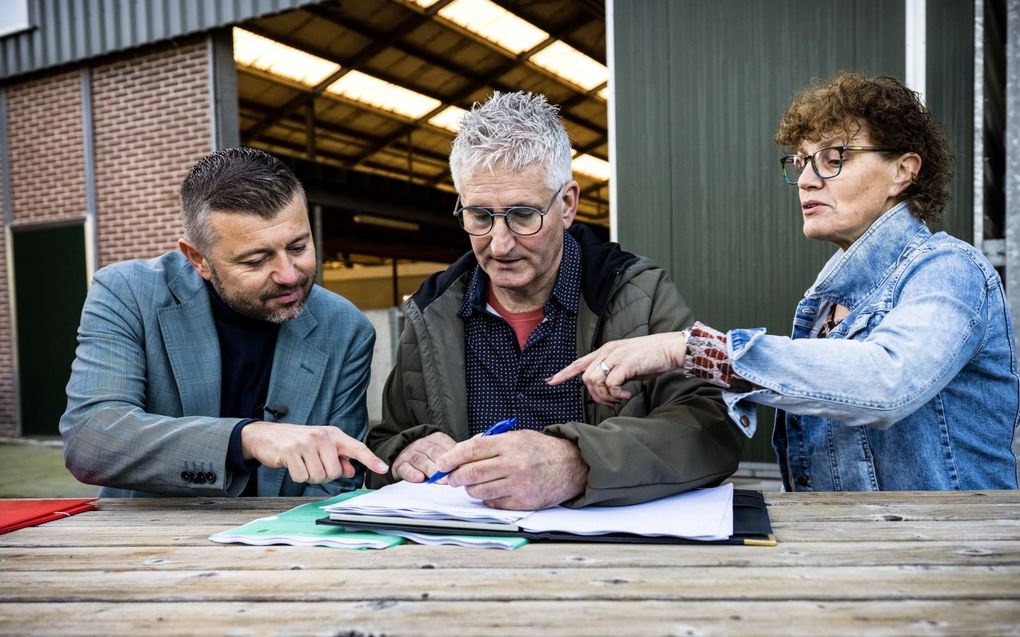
left=520, top=483, right=734, bottom=540
left=325, top=481, right=734, bottom=541
left=386, top=530, right=528, bottom=551
left=323, top=480, right=535, bottom=525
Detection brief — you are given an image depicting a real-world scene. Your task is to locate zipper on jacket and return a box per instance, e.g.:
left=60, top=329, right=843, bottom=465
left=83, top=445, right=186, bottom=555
left=589, top=269, right=624, bottom=351
left=582, top=268, right=625, bottom=421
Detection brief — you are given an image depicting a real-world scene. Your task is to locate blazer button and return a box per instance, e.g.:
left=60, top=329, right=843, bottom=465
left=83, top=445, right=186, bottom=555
left=195, top=472, right=206, bottom=484
left=206, top=472, right=217, bottom=483
left=181, top=471, right=191, bottom=482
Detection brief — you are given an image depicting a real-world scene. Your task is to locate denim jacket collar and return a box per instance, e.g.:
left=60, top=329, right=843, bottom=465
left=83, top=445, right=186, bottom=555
left=809, top=202, right=930, bottom=309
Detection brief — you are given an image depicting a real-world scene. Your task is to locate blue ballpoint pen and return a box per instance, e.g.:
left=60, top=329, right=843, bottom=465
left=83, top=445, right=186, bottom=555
left=426, top=417, right=518, bottom=484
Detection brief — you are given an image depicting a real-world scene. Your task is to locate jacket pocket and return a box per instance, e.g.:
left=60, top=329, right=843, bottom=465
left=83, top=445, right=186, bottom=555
left=842, top=308, right=888, bottom=341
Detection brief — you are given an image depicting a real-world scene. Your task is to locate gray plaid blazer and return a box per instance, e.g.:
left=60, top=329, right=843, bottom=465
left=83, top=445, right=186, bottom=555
left=60, top=251, right=375, bottom=498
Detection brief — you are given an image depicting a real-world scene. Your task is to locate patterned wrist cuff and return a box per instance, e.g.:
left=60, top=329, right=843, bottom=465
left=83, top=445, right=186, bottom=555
left=681, top=321, right=741, bottom=389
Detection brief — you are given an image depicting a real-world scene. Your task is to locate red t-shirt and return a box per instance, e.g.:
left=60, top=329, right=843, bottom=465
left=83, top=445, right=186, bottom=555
left=487, top=287, right=544, bottom=350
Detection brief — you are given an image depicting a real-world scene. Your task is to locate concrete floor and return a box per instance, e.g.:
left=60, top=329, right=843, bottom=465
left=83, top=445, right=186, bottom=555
left=0, top=439, right=99, bottom=498
left=0, top=438, right=780, bottom=498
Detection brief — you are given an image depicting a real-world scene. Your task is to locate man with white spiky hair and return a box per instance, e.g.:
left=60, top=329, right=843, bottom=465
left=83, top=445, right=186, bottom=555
left=367, top=91, right=742, bottom=510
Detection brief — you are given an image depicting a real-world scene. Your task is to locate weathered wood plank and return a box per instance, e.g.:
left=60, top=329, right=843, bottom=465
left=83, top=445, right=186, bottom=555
left=5, top=517, right=1019, bottom=548
left=1, top=566, right=1017, bottom=603
left=2, top=541, right=1019, bottom=571
left=770, top=519, right=1020, bottom=542
left=763, top=491, right=1020, bottom=506
left=1, top=600, right=1017, bottom=637
left=766, top=503, right=1020, bottom=523
left=3, top=495, right=1019, bottom=636
left=80, top=491, right=1020, bottom=513
left=45, top=501, right=1020, bottom=529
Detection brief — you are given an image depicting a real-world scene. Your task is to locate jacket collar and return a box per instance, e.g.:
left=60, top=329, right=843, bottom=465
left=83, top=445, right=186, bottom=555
left=166, top=255, right=206, bottom=303
left=456, top=230, right=582, bottom=318
left=810, top=202, right=930, bottom=308
left=157, top=256, right=320, bottom=421
left=413, top=223, right=643, bottom=315
left=158, top=261, right=221, bottom=418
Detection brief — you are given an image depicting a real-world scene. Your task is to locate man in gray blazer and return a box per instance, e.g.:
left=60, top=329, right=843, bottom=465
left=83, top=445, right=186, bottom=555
left=60, top=147, right=388, bottom=497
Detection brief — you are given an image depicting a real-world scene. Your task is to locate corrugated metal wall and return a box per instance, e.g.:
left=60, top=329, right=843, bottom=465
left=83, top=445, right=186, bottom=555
left=0, top=0, right=322, bottom=80
left=927, top=0, right=975, bottom=244
left=613, top=0, right=974, bottom=463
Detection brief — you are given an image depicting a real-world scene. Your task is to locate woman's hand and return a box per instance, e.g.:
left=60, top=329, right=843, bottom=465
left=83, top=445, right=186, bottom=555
left=547, top=331, right=688, bottom=405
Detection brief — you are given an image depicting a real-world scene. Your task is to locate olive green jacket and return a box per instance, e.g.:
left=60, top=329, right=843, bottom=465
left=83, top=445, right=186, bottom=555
left=366, top=225, right=743, bottom=506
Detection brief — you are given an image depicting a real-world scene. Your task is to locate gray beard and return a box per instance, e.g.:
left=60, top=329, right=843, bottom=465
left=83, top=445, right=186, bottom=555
left=207, top=264, right=312, bottom=324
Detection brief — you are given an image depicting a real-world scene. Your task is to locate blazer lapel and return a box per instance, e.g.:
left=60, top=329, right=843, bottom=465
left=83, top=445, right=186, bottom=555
left=157, top=263, right=221, bottom=418
left=259, top=308, right=327, bottom=496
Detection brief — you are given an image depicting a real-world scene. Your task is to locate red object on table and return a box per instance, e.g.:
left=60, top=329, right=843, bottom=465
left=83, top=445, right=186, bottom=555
left=0, top=498, right=98, bottom=534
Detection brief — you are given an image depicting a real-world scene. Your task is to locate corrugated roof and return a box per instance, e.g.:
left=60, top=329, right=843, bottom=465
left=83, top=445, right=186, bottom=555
left=0, top=0, right=323, bottom=80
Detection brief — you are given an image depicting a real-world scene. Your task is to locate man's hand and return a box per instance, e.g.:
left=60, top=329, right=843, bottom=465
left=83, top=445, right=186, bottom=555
left=241, top=422, right=388, bottom=484
left=546, top=332, right=688, bottom=405
left=434, top=430, right=589, bottom=510
left=390, top=432, right=458, bottom=482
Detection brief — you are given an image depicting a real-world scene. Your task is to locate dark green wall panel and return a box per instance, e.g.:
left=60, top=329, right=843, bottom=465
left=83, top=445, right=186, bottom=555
left=614, top=0, right=908, bottom=462
left=927, top=0, right=975, bottom=242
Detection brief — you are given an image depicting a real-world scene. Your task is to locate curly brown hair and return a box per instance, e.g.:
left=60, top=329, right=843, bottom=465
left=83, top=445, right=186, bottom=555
left=774, top=73, right=953, bottom=223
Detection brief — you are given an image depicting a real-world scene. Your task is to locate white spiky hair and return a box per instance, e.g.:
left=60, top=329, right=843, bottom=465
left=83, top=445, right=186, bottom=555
left=449, top=91, right=573, bottom=192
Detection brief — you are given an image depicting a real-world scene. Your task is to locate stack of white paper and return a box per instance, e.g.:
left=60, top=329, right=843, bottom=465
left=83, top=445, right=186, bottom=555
left=385, top=530, right=528, bottom=550
left=522, top=484, right=733, bottom=541
left=326, top=480, right=535, bottom=525
left=324, top=481, right=734, bottom=541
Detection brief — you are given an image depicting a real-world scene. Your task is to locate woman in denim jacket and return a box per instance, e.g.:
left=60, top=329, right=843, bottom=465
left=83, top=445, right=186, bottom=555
left=551, top=73, right=1020, bottom=492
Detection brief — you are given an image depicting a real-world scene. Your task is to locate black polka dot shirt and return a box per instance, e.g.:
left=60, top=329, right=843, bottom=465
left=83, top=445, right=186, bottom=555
left=458, top=232, right=585, bottom=436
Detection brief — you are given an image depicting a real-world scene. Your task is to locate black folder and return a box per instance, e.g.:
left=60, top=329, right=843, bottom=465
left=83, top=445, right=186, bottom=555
left=317, top=489, right=776, bottom=546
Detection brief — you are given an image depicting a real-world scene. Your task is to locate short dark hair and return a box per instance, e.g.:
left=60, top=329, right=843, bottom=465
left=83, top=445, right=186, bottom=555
left=774, top=73, right=953, bottom=223
left=180, top=147, right=305, bottom=250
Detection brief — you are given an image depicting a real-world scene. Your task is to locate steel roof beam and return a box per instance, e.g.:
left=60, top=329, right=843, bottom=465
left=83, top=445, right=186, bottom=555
left=303, top=4, right=605, bottom=132
left=242, top=0, right=456, bottom=143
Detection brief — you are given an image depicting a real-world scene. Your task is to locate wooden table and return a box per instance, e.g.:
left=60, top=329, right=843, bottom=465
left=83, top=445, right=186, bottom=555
left=1, top=491, right=1019, bottom=636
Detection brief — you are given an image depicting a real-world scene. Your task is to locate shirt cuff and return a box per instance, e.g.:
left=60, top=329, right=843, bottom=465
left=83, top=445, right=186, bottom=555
left=227, top=418, right=261, bottom=475
left=681, top=322, right=755, bottom=393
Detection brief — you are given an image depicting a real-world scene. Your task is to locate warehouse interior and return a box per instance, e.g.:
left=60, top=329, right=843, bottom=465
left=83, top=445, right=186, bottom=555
left=234, top=0, right=610, bottom=307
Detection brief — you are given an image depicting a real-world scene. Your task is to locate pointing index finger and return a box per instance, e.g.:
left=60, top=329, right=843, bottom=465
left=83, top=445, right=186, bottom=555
left=336, top=437, right=389, bottom=474
left=547, top=352, right=598, bottom=385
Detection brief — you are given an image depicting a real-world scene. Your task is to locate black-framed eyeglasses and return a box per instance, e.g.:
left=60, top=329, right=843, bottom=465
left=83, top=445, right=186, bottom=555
left=452, top=184, right=565, bottom=237
left=780, top=145, right=902, bottom=185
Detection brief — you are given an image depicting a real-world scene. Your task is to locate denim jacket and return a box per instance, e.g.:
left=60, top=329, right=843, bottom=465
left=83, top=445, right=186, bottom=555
left=723, top=202, right=1020, bottom=491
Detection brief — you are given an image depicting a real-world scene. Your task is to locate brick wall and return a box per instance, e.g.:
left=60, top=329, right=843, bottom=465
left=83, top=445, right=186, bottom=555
left=93, top=39, right=212, bottom=266
left=6, top=71, right=87, bottom=225
left=1, top=71, right=87, bottom=436
left=0, top=38, right=215, bottom=436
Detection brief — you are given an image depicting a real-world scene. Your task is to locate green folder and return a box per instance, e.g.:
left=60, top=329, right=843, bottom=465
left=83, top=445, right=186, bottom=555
left=210, top=490, right=404, bottom=550
left=212, top=490, right=529, bottom=550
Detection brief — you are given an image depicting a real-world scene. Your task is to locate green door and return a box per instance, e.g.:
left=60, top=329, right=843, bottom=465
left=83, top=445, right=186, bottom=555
left=13, top=223, right=88, bottom=436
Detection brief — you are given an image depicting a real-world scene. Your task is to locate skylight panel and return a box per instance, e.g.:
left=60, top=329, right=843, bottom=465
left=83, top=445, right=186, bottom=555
left=327, top=71, right=442, bottom=120
left=232, top=28, right=340, bottom=87
left=530, top=41, right=608, bottom=91
left=428, top=105, right=469, bottom=132
left=438, top=0, right=549, bottom=55
left=572, top=154, right=611, bottom=181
